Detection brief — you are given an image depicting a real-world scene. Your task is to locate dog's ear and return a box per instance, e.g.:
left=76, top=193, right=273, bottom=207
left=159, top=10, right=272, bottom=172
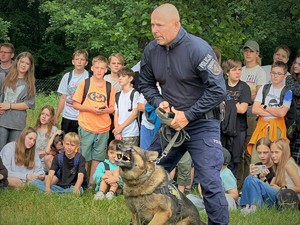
left=145, top=151, right=159, bottom=162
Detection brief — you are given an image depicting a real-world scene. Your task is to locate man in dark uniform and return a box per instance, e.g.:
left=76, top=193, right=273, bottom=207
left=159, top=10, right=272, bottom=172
left=139, top=3, right=228, bottom=225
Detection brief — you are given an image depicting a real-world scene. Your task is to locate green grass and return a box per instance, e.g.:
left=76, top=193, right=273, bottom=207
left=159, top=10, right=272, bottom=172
left=0, top=186, right=299, bottom=225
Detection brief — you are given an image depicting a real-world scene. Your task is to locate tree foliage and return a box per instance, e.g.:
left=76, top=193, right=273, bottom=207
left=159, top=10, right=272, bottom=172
left=0, top=0, right=299, bottom=77
left=39, top=0, right=255, bottom=64
left=0, top=18, right=10, bottom=42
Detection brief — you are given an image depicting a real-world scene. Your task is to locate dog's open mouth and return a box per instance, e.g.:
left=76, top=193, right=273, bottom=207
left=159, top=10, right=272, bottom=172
left=116, top=150, right=131, bottom=162
left=115, top=148, right=133, bottom=168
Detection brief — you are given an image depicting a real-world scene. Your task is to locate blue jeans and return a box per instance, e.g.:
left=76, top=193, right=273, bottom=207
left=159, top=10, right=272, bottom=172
left=0, top=126, right=21, bottom=151
left=149, top=119, right=228, bottom=225
left=240, top=175, right=277, bottom=207
left=32, top=179, right=83, bottom=194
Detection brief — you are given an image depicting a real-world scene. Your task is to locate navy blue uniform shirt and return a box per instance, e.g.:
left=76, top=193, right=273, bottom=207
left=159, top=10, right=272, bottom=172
left=139, top=27, right=226, bottom=122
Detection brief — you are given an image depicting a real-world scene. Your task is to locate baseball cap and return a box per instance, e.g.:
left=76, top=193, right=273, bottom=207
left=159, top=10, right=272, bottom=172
left=243, top=40, right=259, bottom=52
left=222, top=147, right=231, bottom=165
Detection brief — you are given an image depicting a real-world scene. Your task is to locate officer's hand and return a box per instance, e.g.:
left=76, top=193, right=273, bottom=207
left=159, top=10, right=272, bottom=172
left=170, top=107, right=189, bottom=131
left=159, top=101, right=170, bottom=112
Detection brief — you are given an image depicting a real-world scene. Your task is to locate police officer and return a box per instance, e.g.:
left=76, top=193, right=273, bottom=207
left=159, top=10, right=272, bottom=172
left=139, top=3, right=228, bottom=225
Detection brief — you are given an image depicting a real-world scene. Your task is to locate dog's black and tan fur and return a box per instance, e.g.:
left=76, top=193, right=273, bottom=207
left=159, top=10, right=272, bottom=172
left=116, top=145, right=205, bottom=225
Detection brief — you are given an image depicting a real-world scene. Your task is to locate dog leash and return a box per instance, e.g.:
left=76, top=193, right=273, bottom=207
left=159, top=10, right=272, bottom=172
left=155, top=107, right=190, bottom=164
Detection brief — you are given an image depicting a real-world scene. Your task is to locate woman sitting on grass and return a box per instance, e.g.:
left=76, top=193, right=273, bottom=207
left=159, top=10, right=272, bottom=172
left=0, top=127, right=45, bottom=187
left=240, top=138, right=300, bottom=214
left=35, top=105, right=58, bottom=170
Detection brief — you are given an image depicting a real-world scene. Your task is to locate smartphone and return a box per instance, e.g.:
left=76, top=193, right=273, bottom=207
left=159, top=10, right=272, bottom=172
left=256, top=165, right=267, bottom=174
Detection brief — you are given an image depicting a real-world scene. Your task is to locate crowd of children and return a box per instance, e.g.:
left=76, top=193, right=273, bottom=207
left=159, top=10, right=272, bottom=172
left=0, top=41, right=299, bottom=214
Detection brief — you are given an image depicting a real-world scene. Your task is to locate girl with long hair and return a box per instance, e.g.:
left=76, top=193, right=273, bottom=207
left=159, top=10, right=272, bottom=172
left=240, top=138, right=300, bottom=214
left=286, top=55, right=300, bottom=165
left=0, top=52, right=36, bottom=151
left=0, top=127, right=45, bottom=187
left=35, top=105, right=58, bottom=170
left=270, top=138, right=300, bottom=192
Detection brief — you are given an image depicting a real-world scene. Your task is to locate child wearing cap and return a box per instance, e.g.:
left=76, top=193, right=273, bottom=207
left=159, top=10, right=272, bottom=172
left=187, top=147, right=239, bottom=210
left=241, top=40, right=267, bottom=101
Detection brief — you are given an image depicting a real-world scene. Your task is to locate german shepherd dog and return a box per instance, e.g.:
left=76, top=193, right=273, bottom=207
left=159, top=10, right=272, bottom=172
left=115, top=145, right=206, bottom=225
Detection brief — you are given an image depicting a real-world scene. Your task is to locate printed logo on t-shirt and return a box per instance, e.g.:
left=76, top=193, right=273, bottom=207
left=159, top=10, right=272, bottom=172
left=65, top=83, right=78, bottom=107
left=267, top=89, right=292, bottom=108
left=4, top=85, right=24, bottom=103
left=245, top=74, right=256, bottom=85
left=226, top=90, right=240, bottom=101
left=87, top=92, right=107, bottom=103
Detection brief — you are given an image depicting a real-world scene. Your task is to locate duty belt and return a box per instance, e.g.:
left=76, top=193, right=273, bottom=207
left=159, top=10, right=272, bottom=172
left=199, top=102, right=225, bottom=121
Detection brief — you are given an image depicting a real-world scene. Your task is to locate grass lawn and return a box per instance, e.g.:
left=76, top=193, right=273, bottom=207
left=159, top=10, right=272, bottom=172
left=0, top=185, right=299, bottom=225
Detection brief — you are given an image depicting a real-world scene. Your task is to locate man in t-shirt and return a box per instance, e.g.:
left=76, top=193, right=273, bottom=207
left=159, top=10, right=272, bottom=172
left=0, top=43, right=14, bottom=77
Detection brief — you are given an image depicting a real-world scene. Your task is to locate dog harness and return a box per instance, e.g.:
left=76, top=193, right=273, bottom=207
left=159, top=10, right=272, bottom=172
left=154, top=182, right=183, bottom=214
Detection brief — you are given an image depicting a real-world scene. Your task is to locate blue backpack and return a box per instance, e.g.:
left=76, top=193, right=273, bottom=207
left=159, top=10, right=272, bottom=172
left=57, top=152, right=88, bottom=189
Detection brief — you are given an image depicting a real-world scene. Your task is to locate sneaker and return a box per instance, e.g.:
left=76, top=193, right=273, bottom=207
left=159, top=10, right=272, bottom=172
left=241, top=206, right=256, bottom=215
left=94, top=191, right=105, bottom=200
left=106, top=191, right=115, bottom=200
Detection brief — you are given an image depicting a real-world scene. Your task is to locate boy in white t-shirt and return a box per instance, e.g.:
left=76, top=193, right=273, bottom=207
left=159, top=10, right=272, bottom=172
left=248, top=61, right=292, bottom=162
left=54, top=49, right=90, bottom=133
left=113, top=67, right=139, bottom=148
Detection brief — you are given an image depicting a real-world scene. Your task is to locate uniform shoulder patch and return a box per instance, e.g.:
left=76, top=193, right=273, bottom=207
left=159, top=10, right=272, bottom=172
left=208, top=59, right=222, bottom=76
left=198, top=54, right=222, bottom=76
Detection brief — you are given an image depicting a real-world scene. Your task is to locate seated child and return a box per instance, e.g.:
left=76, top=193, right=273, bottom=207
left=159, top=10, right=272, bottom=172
left=187, top=147, right=239, bottom=210
left=44, top=130, right=64, bottom=171
left=35, top=105, right=58, bottom=171
left=0, top=156, right=8, bottom=188
left=93, top=139, right=123, bottom=200
left=32, top=132, right=87, bottom=194
left=240, top=138, right=300, bottom=215
left=0, top=127, right=45, bottom=187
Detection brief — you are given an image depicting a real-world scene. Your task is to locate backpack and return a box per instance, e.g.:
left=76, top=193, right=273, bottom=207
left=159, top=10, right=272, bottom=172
left=262, top=83, right=295, bottom=128
left=276, top=187, right=300, bottom=211
left=67, top=71, right=112, bottom=105
left=103, top=161, right=110, bottom=171
left=57, top=152, right=88, bottom=189
left=79, top=77, right=112, bottom=106
left=115, top=89, right=141, bottom=127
